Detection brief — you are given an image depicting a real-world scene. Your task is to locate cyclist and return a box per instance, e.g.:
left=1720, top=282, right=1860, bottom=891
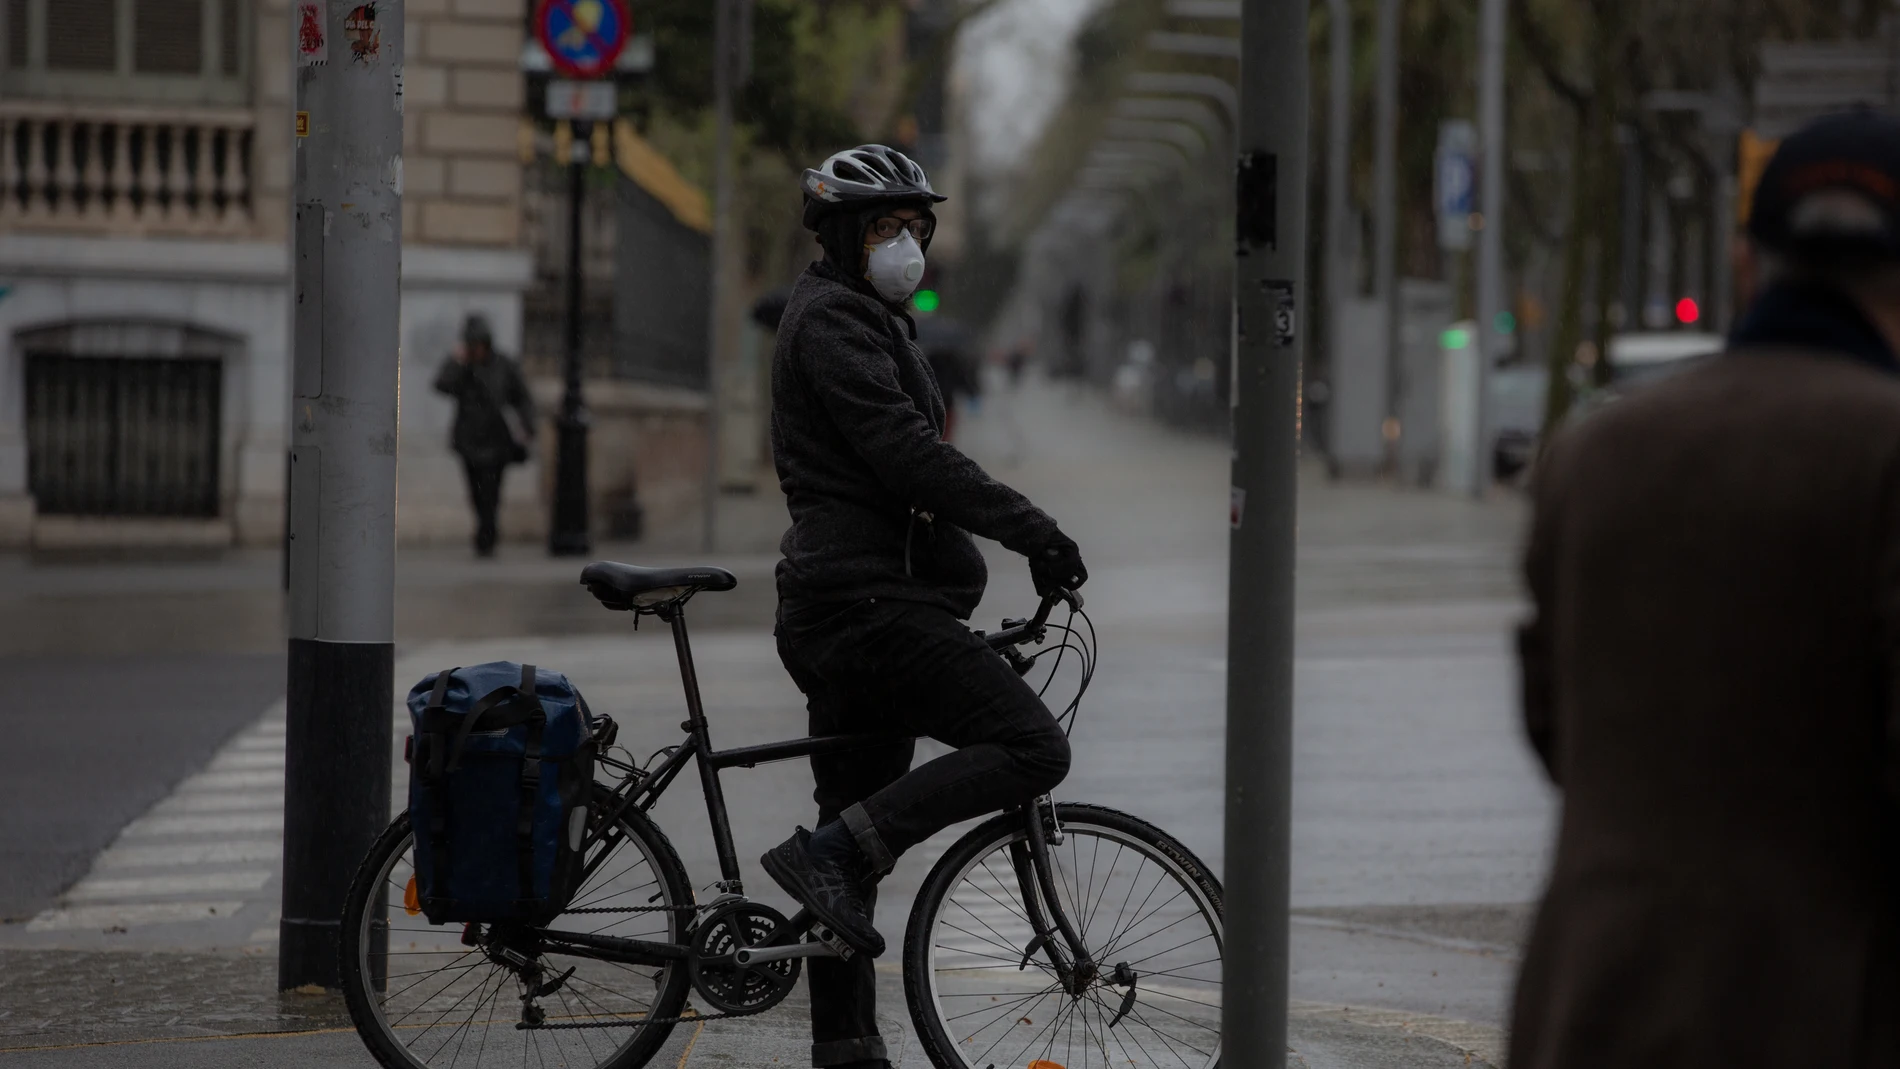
left=760, top=144, right=1088, bottom=1069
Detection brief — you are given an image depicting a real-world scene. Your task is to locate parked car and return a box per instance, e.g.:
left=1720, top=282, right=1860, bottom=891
left=1489, top=332, right=1724, bottom=481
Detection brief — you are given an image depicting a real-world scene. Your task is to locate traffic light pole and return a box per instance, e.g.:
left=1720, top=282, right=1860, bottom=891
left=550, top=121, right=592, bottom=556
left=1226, top=0, right=1306, bottom=1064
left=1472, top=0, right=1506, bottom=496
left=283, top=0, right=402, bottom=990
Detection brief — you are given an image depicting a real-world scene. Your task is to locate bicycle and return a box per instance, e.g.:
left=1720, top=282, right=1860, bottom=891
left=341, top=561, right=1224, bottom=1069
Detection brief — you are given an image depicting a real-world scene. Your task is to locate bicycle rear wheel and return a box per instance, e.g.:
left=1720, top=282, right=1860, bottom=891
left=341, top=786, right=693, bottom=1069
left=903, top=803, right=1224, bottom=1069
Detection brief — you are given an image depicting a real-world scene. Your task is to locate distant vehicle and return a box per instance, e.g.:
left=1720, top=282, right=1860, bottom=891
left=1604, top=331, right=1725, bottom=389
left=1489, top=363, right=1547, bottom=481
left=1489, top=331, right=1725, bottom=480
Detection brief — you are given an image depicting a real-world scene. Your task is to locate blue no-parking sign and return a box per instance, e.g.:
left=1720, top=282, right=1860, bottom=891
left=1435, top=120, right=1476, bottom=252
left=534, top=0, right=629, bottom=80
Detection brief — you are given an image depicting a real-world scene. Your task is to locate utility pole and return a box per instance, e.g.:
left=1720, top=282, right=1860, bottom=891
left=549, top=121, right=592, bottom=556
left=1472, top=0, right=1506, bottom=496
left=283, top=0, right=402, bottom=990
left=702, top=0, right=740, bottom=553
left=1372, top=0, right=1400, bottom=430
left=1227, top=0, right=1306, bottom=1063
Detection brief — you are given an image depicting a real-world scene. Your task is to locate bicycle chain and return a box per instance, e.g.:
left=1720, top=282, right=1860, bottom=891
left=557, top=904, right=698, bottom=915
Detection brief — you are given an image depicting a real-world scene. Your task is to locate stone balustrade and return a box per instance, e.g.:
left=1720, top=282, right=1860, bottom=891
left=0, top=101, right=255, bottom=236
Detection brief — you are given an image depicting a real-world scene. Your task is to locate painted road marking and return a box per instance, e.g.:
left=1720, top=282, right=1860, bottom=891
left=96, top=840, right=283, bottom=868
left=157, top=791, right=284, bottom=813
left=207, top=751, right=287, bottom=771
left=26, top=901, right=245, bottom=932
left=188, top=770, right=286, bottom=791
left=67, top=871, right=274, bottom=900
left=124, top=812, right=285, bottom=837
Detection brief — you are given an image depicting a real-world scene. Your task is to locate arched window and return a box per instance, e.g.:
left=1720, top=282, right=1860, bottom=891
left=20, top=320, right=235, bottom=517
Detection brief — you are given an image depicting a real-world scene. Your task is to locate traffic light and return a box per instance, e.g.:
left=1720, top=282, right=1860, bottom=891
left=1676, top=297, right=1700, bottom=325
left=913, top=262, right=942, bottom=314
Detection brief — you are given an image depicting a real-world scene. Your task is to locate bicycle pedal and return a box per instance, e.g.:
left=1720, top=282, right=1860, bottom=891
left=810, top=922, right=855, bottom=961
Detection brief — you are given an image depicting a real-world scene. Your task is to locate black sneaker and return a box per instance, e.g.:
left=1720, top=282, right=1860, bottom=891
left=760, top=828, right=884, bottom=957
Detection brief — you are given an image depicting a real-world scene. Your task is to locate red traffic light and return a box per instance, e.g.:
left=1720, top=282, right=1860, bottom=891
left=1675, top=297, right=1700, bottom=325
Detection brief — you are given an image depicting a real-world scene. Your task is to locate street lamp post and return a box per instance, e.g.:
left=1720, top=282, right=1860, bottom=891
left=549, top=122, right=592, bottom=557
left=533, top=0, right=630, bottom=555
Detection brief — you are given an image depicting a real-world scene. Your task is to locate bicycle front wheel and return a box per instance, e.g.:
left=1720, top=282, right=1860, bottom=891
left=903, top=803, right=1224, bottom=1069
left=340, top=786, right=694, bottom=1069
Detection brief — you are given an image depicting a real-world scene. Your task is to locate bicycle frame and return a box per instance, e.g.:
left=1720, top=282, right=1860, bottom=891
left=533, top=594, right=1097, bottom=981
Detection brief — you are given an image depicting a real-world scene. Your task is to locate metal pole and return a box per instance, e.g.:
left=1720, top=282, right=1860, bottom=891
left=1372, top=0, right=1400, bottom=419
left=550, top=122, right=591, bottom=556
left=1226, top=0, right=1306, bottom=1063
left=702, top=0, right=736, bottom=553
left=1472, top=0, right=1506, bottom=496
left=1325, top=0, right=1352, bottom=324
left=283, top=0, right=401, bottom=990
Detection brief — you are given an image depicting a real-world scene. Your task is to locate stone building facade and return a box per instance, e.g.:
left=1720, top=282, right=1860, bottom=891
left=0, top=0, right=537, bottom=547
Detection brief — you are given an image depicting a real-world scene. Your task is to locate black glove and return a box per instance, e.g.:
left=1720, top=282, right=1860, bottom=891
left=1029, top=536, right=1088, bottom=597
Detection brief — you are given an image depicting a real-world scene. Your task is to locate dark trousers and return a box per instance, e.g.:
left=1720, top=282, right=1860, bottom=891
left=775, top=597, right=1071, bottom=1067
left=460, top=459, right=505, bottom=554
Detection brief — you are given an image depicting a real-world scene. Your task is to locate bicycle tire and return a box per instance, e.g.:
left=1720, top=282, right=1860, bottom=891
left=341, top=785, right=694, bottom=1069
left=903, top=803, right=1224, bottom=1069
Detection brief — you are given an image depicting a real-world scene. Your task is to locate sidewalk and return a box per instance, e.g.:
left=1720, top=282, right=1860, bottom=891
left=0, top=376, right=1542, bottom=1066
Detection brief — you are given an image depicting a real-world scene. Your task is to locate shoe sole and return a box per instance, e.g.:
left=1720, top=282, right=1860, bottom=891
left=759, top=847, right=885, bottom=958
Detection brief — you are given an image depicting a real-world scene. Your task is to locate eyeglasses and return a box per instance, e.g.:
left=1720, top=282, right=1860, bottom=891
left=871, top=216, right=933, bottom=242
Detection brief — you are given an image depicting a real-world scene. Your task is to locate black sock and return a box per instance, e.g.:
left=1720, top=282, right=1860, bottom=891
left=807, top=820, right=859, bottom=865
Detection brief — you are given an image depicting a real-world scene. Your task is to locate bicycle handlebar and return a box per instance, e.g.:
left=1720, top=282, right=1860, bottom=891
left=983, top=589, right=1083, bottom=651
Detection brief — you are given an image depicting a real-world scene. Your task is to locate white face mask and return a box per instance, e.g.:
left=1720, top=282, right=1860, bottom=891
left=864, top=231, right=926, bottom=303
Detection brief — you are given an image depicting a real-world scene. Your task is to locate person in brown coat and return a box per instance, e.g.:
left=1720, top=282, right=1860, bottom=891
left=1511, top=111, right=1900, bottom=1067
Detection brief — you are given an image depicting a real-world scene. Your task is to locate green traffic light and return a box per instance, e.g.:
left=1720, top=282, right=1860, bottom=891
left=913, top=289, right=940, bottom=313
left=1440, top=327, right=1471, bottom=350
left=1495, top=311, right=1517, bottom=334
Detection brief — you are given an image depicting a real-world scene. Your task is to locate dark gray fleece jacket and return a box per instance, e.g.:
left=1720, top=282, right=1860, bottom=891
left=770, top=262, right=1060, bottom=618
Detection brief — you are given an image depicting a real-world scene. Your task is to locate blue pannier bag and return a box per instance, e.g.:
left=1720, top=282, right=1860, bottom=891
left=406, top=662, right=595, bottom=925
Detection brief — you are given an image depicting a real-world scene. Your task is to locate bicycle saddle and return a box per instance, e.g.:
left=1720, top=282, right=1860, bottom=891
left=580, top=561, right=738, bottom=611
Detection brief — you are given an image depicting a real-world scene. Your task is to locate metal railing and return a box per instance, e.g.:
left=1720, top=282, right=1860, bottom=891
left=24, top=353, right=224, bottom=518
left=0, top=100, right=255, bottom=235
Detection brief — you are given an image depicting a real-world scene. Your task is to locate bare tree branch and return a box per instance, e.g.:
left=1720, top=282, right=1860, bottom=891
left=1512, top=0, right=1592, bottom=111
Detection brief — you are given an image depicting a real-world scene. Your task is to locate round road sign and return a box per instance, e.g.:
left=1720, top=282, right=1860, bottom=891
left=534, top=0, right=630, bottom=80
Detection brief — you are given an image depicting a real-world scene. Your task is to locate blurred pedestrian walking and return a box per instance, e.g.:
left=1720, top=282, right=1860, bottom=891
left=433, top=314, right=534, bottom=557
left=917, top=317, right=979, bottom=442
left=1511, top=112, right=1900, bottom=1068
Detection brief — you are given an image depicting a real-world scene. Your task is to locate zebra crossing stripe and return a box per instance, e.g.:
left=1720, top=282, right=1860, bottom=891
left=96, top=840, right=282, bottom=869
left=67, top=871, right=274, bottom=900
left=25, top=901, right=245, bottom=932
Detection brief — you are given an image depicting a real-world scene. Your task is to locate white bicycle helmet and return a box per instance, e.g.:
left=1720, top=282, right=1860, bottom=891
left=802, top=144, right=947, bottom=206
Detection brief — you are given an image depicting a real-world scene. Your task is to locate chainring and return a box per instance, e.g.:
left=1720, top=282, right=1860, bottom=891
left=687, top=903, right=801, bottom=1015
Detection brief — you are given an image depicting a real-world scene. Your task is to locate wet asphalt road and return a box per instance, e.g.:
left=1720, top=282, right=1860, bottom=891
left=0, top=376, right=1545, bottom=1065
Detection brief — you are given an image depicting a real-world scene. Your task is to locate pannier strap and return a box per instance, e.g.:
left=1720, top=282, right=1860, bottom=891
left=422, top=666, right=460, bottom=924
left=443, top=665, right=546, bottom=774
left=515, top=664, right=546, bottom=905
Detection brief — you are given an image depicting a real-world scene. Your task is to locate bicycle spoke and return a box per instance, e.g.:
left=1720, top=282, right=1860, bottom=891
left=1105, top=906, right=1204, bottom=964
left=969, top=988, right=1060, bottom=1067
left=943, top=984, right=1055, bottom=1025
left=925, top=823, right=1220, bottom=1069
left=1123, top=931, right=1217, bottom=972
left=943, top=901, right=1031, bottom=959
left=1100, top=884, right=1190, bottom=961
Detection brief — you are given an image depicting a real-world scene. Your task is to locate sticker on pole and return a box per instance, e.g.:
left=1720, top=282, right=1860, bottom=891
left=534, top=0, right=630, bottom=80
left=296, top=1, right=326, bottom=65
left=1266, top=280, right=1297, bottom=348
